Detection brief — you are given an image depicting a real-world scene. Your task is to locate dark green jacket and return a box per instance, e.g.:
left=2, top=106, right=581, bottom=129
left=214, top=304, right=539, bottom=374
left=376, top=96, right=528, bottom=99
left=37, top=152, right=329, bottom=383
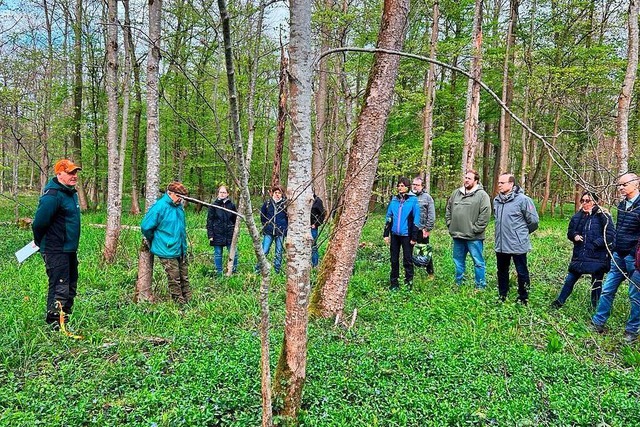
left=32, top=178, right=81, bottom=253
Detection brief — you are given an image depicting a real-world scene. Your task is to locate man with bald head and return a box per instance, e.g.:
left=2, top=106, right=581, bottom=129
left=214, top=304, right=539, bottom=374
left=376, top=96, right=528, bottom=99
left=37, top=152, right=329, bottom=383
left=591, top=173, right=640, bottom=342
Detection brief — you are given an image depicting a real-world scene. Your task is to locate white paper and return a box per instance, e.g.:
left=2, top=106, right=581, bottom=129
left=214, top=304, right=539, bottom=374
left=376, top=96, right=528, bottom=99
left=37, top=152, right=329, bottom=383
left=15, top=241, right=39, bottom=263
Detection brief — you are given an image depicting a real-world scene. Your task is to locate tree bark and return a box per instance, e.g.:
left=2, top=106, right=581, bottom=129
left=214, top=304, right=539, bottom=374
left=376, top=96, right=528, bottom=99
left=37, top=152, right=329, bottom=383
left=271, top=42, right=288, bottom=189
left=616, top=0, right=638, bottom=174
left=461, top=0, right=483, bottom=173
left=125, top=0, right=142, bottom=215
left=421, top=0, right=439, bottom=193
left=103, top=0, right=121, bottom=263
left=71, top=0, right=88, bottom=210
left=309, top=0, right=410, bottom=318
left=135, top=0, right=162, bottom=303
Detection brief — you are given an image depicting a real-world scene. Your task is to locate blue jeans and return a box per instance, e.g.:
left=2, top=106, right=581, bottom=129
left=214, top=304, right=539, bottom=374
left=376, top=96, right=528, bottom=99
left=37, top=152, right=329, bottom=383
left=556, top=270, right=604, bottom=308
left=452, top=238, right=486, bottom=288
left=311, top=227, right=319, bottom=267
left=592, top=253, right=640, bottom=334
left=213, top=245, right=238, bottom=275
left=256, top=234, right=284, bottom=273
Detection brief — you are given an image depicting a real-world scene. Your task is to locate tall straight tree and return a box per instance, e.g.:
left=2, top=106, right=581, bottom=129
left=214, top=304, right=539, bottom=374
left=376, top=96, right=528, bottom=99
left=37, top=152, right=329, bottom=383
left=272, top=0, right=314, bottom=420
left=71, top=0, right=88, bottom=210
left=135, top=0, right=162, bottom=302
left=309, top=0, right=410, bottom=318
left=616, top=0, right=638, bottom=174
left=421, top=0, right=439, bottom=193
left=103, top=0, right=121, bottom=263
left=461, top=0, right=483, bottom=173
left=497, top=0, right=518, bottom=178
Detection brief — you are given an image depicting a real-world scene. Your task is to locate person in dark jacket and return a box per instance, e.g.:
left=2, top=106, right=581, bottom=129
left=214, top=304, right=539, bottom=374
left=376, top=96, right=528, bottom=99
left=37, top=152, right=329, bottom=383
left=552, top=192, right=614, bottom=310
left=310, top=193, right=326, bottom=267
left=592, top=173, right=640, bottom=343
left=207, top=185, right=238, bottom=275
left=141, top=182, right=191, bottom=305
left=256, top=186, right=288, bottom=274
left=32, top=158, right=82, bottom=328
left=384, top=177, right=421, bottom=290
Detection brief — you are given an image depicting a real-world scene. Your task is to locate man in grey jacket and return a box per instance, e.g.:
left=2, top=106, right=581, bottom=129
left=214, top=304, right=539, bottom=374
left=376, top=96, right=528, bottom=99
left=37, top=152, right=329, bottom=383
left=445, top=169, right=491, bottom=289
left=494, top=173, right=539, bottom=304
left=411, top=177, right=436, bottom=276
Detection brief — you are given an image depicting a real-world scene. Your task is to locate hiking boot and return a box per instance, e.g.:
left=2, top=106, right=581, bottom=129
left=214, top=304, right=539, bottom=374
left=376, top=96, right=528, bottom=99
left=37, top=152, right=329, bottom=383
left=623, top=331, right=638, bottom=343
left=590, top=320, right=605, bottom=334
left=550, top=300, right=563, bottom=310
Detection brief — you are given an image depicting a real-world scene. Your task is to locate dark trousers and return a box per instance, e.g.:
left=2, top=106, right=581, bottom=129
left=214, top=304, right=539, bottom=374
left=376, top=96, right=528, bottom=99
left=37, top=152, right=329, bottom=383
left=390, top=234, right=414, bottom=286
left=496, top=252, right=530, bottom=301
left=557, top=270, right=604, bottom=309
left=43, top=252, right=79, bottom=323
left=416, top=233, right=434, bottom=275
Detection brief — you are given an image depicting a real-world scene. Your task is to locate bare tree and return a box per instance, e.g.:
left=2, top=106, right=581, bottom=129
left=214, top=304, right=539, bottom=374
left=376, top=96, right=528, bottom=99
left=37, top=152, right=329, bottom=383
left=102, top=0, right=122, bottom=263
left=309, top=0, right=410, bottom=318
left=497, top=0, right=518, bottom=178
left=421, top=0, right=439, bottom=193
left=461, top=0, right=483, bottom=173
left=135, top=0, right=162, bottom=303
left=616, top=0, right=638, bottom=174
left=71, top=0, right=88, bottom=210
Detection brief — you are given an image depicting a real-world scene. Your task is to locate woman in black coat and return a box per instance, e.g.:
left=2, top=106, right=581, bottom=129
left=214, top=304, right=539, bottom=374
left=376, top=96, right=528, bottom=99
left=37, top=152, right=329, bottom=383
left=206, top=186, right=238, bottom=275
left=552, top=192, right=615, bottom=309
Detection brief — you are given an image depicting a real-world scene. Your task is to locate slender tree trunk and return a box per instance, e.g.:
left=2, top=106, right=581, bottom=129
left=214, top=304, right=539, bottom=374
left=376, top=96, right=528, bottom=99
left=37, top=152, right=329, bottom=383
left=616, top=0, right=638, bottom=174
left=272, top=42, right=288, bottom=188
left=71, top=0, right=88, bottom=210
left=541, top=110, right=560, bottom=214
left=421, top=0, right=438, bottom=193
left=217, top=0, right=273, bottom=423
left=309, top=0, right=410, bottom=318
left=462, top=0, right=483, bottom=173
left=125, top=0, right=142, bottom=215
left=103, top=0, right=122, bottom=263
left=273, top=0, right=314, bottom=420
left=135, top=0, right=162, bottom=303
left=497, top=0, right=518, bottom=179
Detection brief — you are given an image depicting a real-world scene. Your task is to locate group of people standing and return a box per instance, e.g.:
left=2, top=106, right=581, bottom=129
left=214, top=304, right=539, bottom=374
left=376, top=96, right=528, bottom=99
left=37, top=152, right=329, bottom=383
left=31, top=158, right=640, bottom=343
left=383, top=170, right=640, bottom=342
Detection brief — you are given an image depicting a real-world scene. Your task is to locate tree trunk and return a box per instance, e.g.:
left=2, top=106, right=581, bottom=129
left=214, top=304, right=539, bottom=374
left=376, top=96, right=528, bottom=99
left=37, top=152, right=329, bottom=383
left=616, top=0, right=638, bottom=174
left=135, top=0, right=162, bottom=303
left=497, top=0, right=518, bottom=177
left=271, top=42, right=288, bottom=189
left=541, top=110, right=560, bottom=214
left=309, top=0, right=410, bottom=318
left=103, top=0, right=122, bottom=263
left=71, top=0, right=88, bottom=211
left=273, top=0, right=314, bottom=420
left=461, top=0, right=483, bottom=173
left=421, top=0, right=439, bottom=193
left=125, top=0, right=142, bottom=215
left=217, top=0, right=274, bottom=423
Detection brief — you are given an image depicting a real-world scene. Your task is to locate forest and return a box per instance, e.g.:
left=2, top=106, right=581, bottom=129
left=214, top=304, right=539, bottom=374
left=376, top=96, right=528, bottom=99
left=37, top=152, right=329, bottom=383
left=1, top=0, right=640, bottom=425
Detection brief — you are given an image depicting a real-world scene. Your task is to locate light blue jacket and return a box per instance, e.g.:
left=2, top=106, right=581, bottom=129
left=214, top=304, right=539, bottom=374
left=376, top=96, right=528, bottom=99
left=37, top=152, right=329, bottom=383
left=493, top=187, right=539, bottom=254
left=141, top=194, right=188, bottom=258
left=384, top=193, right=421, bottom=238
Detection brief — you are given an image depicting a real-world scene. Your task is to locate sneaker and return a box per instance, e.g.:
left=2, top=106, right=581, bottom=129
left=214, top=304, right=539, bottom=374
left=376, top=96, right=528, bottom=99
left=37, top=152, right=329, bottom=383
left=550, top=300, right=562, bottom=310
left=590, top=320, right=605, bottom=334
left=623, top=331, right=638, bottom=343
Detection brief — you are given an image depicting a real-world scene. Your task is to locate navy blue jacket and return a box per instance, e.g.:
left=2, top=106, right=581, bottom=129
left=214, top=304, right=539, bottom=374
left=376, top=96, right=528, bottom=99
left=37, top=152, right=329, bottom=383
left=612, top=196, right=640, bottom=256
left=207, top=198, right=238, bottom=246
left=567, top=205, right=615, bottom=275
left=32, top=178, right=81, bottom=253
left=260, top=198, right=288, bottom=236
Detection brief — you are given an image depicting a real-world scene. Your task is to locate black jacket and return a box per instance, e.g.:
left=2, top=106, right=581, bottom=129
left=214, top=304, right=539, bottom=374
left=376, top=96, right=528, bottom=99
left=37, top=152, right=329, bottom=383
left=311, top=195, right=326, bottom=228
left=567, top=205, right=615, bottom=274
left=613, top=196, right=640, bottom=256
left=206, top=198, right=238, bottom=246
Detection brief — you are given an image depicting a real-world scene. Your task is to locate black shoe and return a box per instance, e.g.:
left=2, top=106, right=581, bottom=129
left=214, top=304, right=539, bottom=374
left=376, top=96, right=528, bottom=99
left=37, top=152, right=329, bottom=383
left=550, top=300, right=562, bottom=309
left=623, top=331, right=638, bottom=343
left=590, top=320, right=605, bottom=334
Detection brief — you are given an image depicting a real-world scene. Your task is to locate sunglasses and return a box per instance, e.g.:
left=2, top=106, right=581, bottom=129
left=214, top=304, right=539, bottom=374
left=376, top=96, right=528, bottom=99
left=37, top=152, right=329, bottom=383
left=580, top=199, right=593, bottom=203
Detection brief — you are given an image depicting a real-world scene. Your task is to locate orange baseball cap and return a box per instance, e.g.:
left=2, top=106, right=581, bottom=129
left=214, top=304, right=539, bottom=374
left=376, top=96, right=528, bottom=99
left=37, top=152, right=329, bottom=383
left=54, top=159, right=82, bottom=174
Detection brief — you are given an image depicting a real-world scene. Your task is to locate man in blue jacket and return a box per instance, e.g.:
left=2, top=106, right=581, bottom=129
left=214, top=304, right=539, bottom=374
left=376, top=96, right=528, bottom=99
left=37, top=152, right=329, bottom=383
left=494, top=173, right=539, bottom=304
left=591, top=173, right=640, bottom=342
left=141, top=182, right=191, bottom=304
left=384, top=177, right=421, bottom=290
left=32, top=158, right=82, bottom=328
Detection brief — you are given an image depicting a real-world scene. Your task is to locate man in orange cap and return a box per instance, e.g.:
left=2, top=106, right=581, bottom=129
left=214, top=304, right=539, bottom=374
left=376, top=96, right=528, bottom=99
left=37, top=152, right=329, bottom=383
left=32, top=159, right=82, bottom=329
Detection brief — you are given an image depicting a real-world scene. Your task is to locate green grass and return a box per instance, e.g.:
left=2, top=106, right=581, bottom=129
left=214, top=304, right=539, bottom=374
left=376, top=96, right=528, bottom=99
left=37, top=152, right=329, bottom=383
left=0, top=199, right=639, bottom=426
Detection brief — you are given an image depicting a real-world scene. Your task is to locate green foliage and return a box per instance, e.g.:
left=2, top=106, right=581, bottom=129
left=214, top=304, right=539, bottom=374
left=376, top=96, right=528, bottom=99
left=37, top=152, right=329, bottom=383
left=1, top=197, right=639, bottom=425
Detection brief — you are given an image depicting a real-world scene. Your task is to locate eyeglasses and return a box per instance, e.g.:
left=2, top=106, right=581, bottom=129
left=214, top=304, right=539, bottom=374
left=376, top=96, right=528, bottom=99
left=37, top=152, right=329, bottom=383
left=580, top=199, right=592, bottom=204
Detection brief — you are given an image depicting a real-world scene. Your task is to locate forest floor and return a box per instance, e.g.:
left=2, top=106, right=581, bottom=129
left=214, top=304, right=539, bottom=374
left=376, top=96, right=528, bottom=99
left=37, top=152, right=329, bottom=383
left=1, top=195, right=639, bottom=426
